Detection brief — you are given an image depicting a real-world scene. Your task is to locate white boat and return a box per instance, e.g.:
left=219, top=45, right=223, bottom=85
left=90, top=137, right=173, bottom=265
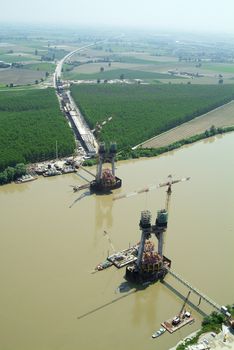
left=152, top=327, right=166, bottom=338
left=15, top=174, right=38, bottom=184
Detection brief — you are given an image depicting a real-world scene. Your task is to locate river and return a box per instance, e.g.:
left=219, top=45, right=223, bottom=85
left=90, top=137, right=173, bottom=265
left=0, top=133, right=233, bottom=350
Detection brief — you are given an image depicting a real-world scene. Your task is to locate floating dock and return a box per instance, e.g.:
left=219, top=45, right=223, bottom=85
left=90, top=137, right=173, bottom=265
left=107, top=245, right=138, bottom=268
left=162, top=315, right=194, bottom=334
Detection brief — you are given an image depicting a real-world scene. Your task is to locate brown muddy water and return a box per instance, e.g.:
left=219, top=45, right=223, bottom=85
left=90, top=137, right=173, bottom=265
left=0, top=133, right=233, bottom=350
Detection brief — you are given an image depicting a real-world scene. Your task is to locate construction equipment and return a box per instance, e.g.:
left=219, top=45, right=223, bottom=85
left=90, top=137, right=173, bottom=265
left=71, top=116, right=122, bottom=194
left=172, top=290, right=191, bottom=326
left=122, top=175, right=190, bottom=284
left=113, top=175, right=190, bottom=212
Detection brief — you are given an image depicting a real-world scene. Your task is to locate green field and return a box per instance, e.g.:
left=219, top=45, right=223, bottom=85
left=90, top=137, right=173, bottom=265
left=202, top=63, right=234, bottom=74
left=23, top=62, right=56, bottom=73
left=0, top=88, right=75, bottom=171
left=71, top=84, right=234, bottom=149
left=65, top=68, right=179, bottom=81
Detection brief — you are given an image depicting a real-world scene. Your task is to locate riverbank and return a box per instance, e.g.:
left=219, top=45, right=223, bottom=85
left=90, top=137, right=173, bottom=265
left=83, top=125, right=234, bottom=166
left=170, top=329, right=234, bottom=350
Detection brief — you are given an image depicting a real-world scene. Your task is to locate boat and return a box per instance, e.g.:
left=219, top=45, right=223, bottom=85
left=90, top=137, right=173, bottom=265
left=95, top=260, right=113, bottom=271
left=43, top=169, right=62, bottom=177
left=15, top=174, right=38, bottom=184
left=62, top=166, right=77, bottom=174
left=152, top=327, right=166, bottom=338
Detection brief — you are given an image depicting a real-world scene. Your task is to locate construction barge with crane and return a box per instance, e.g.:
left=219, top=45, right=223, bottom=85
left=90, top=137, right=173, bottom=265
left=113, top=175, right=190, bottom=285
left=94, top=175, right=190, bottom=285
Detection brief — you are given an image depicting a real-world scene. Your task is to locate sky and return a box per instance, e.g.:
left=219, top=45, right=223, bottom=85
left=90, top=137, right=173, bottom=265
left=1, top=0, right=234, bottom=34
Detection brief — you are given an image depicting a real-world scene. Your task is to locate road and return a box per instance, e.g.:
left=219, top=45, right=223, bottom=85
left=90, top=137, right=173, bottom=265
left=54, top=39, right=110, bottom=87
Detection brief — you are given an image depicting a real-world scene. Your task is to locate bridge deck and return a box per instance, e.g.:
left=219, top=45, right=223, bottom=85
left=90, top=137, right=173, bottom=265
left=166, top=268, right=221, bottom=311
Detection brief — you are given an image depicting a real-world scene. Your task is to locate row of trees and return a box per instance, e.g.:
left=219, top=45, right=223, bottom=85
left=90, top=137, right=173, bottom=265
left=0, top=88, right=75, bottom=172
left=71, top=83, right=234, bottom=150
left=83, top=126, right=234, bottom=166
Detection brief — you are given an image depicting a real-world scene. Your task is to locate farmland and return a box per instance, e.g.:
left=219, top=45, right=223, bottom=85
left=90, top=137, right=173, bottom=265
left=65, top=68, right=179, bottom=81
left=71, top=84, right=234, bottom=149
left=0, top=88, right=75, bottom=171
left=141, top=100, right=234, bottom=148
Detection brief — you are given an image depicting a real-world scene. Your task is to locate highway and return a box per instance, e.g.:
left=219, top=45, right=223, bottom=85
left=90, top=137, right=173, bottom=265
left=54, top=39, right=110, bottom=87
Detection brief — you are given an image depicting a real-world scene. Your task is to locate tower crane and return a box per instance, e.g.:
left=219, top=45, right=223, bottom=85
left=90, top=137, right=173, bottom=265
left=113, top=175, right=190, bottom=284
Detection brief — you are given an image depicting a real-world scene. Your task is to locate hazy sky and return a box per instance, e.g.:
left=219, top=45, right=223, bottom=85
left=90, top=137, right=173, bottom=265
left=1, top=0, right=234, bottom=34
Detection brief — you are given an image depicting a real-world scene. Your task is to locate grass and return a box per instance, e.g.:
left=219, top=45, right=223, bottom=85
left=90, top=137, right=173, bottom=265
left=202, top=63, right=234, bottom=74
left=64, top=68, right=180, bottom=81
left=22, top=62, right=56, bottom=73
left=0, top=53, right=39, bottom=63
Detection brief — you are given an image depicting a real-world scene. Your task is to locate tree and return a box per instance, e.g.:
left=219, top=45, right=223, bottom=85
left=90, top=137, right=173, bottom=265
left=6, top=167, right=15, bottom=182
left=120, top=73, right=124, bottom=80
left=35, top=80, right=39, bottom=84
left=0, top=171, right=8, bottom=185
left=14, top=164, right=26, bottom=178
left=35, top=49, right=38, bottom=56
left=100, top=67, right=104, bottom=72
left=210, top=125, right=217, bottom=135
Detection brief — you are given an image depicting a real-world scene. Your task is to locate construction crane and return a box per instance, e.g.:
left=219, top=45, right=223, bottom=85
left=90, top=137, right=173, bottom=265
left=115, top=175, right=190, bottom=284
left=113, top=175, right=190, bottom=217
left=113, top=175, right=190, bottom=207
left=172, top=290, right=191, bottom=326
left=91, top=116, right=113, bottom=135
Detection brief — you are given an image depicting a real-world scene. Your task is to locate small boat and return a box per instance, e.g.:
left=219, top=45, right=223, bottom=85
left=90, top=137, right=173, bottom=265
left=95, top=260, right=113, bottom=271
left=152, top=327, right=166, bottom=339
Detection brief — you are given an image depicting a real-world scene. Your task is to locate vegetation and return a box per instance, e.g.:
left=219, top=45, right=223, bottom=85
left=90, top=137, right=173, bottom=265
left=82, top=126, right=234, bottom=166
left=22, top=62, right=56, bottom=73
left=0, top=163, right=26, bottom=185
left=71, top=84, right=234, bottom=149
left=64, top=68, right=179, bottom=81
left=0, top=88, right=75, bottom=173
left=176, top=305, right=234, bottom=350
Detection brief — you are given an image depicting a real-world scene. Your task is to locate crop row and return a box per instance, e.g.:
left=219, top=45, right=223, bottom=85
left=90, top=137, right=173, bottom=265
left=0, top=88, right=75, bottom=172
left=71, top=83, right=234, bottom=149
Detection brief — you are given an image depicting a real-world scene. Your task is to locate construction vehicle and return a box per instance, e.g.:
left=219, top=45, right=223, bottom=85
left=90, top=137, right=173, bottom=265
left=172, top=291, right=191, bottom=326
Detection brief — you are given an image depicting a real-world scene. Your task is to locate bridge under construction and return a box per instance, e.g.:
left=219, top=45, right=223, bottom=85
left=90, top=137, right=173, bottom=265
left=166, top=268, right=222, bottom=312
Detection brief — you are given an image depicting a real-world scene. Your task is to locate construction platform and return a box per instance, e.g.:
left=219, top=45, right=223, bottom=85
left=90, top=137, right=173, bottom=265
left=162, top=315, right=194, bottom=334
left=107, top=245, right=138, bottom=268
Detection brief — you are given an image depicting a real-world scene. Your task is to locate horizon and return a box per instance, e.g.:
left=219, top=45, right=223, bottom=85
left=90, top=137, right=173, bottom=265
left=1, top=0, right=234, bottom=36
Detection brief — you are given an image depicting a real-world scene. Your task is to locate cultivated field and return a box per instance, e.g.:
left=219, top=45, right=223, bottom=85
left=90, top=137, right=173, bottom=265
left=71, top=84, right=234, bottom=149
left=0, top=68, right=50, bottom=85
left=141, top=101, right=234, bottom=148
left=0, top=88, right=75, bottom=171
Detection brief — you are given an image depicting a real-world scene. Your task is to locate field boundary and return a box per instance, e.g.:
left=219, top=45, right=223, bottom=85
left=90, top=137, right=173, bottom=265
left=133, top=100, right=234, bottom=149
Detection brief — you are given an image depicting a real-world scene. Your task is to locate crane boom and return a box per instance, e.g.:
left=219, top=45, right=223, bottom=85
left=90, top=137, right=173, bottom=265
left=179, top=290, right=191, bottom=317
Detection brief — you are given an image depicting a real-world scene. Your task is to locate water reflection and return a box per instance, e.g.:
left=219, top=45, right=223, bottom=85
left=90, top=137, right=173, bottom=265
left=95, top=195, right=113, bottom=230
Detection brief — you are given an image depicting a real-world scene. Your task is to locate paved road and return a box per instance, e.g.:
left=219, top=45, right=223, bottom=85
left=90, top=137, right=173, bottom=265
left=54, top=39, right=110, bottom=87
